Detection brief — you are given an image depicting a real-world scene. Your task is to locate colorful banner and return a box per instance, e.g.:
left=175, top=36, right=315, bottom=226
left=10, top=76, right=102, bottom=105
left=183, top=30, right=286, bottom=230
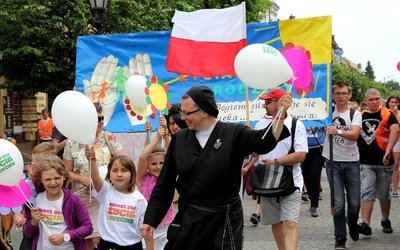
left=75, top=16, right=332, bottom=132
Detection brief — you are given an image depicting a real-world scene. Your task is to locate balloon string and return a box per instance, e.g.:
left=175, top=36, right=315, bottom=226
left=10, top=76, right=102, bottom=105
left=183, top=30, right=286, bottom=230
left=145, top=116, right=151, bottom=140
left=17, top=185, right=53, bottom=235
left=160, top=110, right=165, bottom=148
left=261, top=83, right=293, bottom=139
left=89, top=159, right=92, bottom=204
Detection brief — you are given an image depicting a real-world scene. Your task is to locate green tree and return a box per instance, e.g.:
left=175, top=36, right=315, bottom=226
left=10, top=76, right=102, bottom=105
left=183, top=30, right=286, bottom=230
left=333, top=62, right=384, bottom=104
left=0, top=0, right=91, bottom=99
left=363, top=60, right=375, bottom=80
left=0, top=0, right=272, bottom=98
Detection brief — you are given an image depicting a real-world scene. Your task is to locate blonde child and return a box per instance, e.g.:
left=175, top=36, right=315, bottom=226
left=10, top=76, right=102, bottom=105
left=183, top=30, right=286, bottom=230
left=23, top=155, right=93, bottom=250
left=137, top=125, right=174, bottom=250
left=14, top=143, right=58, bottom=249
left=85, top=151, right=154, bottom=250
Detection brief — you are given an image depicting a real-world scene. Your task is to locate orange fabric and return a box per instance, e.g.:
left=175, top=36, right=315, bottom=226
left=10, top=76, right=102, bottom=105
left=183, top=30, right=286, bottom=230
left=38, top=118, right=53, bottom=140
left=376, top=107, right=392, bottom=151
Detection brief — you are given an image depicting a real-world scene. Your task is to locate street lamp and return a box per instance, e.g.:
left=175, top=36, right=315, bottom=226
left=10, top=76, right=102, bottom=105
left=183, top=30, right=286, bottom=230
left=88, top=0, right=109, bottom=34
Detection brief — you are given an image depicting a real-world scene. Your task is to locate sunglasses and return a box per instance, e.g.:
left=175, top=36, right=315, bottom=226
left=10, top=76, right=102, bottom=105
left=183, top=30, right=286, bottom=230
left=98, top=116, right=105, bottom=123
left=264, top=99, right=278, bottom=105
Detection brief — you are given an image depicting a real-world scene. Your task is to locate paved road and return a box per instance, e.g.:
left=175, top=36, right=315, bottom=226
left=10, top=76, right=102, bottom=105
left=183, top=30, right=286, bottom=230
left=242, top=170, right=400, bottom=250
left=9, top=170, right=400, bottom=249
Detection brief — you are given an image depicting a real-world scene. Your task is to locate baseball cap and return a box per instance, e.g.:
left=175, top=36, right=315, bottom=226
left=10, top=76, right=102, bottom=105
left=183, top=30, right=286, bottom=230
left=260, top=89, right=285, bottom=100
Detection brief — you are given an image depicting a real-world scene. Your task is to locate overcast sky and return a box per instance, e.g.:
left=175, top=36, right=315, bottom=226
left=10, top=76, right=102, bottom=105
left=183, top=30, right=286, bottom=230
left=275, top=0, right=400, bottom=83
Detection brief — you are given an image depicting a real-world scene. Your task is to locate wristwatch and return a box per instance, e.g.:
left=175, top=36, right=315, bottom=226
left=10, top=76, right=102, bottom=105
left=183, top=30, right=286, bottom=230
left=64, top=233, right=71, bottom=242
left=337, top=129, right=342, bottom=135
left=274, top=159, right=279, bottom=167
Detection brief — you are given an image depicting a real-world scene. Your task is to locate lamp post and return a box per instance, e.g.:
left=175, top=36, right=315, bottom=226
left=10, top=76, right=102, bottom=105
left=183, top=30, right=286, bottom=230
left=88, top=0, right=109, bottom=34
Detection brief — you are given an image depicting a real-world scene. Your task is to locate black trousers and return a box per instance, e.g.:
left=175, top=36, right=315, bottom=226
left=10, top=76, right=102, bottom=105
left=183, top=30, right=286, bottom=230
left=97, top=239, right=143, bottom=250
left=302, top=146, right=324, bottom=208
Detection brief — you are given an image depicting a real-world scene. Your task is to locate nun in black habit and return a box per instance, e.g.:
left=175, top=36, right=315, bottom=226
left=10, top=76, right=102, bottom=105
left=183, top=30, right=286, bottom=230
left=142, top=86, right=292, bottom=250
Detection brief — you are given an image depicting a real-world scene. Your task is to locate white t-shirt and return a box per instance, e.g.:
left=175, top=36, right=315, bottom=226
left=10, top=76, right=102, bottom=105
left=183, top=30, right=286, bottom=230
left=322, top=109, right=362, bottom=161
left=92, top=182, right=148, bottom=246
left=254, top=115, right=308, bottom=188
left=36, top=192, right=74, bottom=250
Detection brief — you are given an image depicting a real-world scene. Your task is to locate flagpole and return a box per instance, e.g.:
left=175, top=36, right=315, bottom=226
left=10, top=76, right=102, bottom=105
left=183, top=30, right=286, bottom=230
left=245, top=85, right=250, bottom=127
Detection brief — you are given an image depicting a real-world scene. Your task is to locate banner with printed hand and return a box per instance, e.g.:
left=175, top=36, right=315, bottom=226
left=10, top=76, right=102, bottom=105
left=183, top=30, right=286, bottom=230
left=75, top=16, right=332, bottom=132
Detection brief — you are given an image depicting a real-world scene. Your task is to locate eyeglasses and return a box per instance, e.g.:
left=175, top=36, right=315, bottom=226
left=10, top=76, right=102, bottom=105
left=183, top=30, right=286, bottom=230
left=333, top=92, right=350, bottom=96
left=180, top=109, right=200, bottom=117
left=98, top=116, right=105, bottom=123
left=264, top=99, right=278, bottom=105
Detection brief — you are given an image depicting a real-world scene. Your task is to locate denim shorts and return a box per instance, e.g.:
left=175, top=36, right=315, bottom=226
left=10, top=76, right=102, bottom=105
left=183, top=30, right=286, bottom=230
left=360, top=164, right=393, bottom=202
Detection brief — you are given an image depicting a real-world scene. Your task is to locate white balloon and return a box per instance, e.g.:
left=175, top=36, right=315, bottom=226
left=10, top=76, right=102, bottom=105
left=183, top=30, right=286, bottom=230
left=99, top=165, right=108, bottom=180
left=52, top=91, right=98, bottom=145
left=0, top=139, right=24, bottom=186
left=234, top=43, right=293, bottom=90
left=125, top=75, right=148, bottom=109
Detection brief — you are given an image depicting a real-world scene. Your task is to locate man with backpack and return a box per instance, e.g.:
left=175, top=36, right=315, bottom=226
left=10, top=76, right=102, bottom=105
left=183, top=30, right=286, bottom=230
left=322, top=81, right=362, bottom=249
left=357, top=88, right=399, bottom=237
left=254, top=88, right=308, bottom=250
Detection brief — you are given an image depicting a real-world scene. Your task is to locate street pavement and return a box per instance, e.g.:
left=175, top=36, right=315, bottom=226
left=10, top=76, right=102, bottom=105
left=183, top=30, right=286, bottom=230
left=9, top=170, right=400, bottom=249
left=242, top=170, right=400, bottom=250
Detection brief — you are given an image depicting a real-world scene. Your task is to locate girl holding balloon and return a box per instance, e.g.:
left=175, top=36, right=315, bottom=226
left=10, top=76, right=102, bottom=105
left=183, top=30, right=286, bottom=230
left=63, top=102, right=125, bottom=250
left=84, top=151, right=154, bottom=250
left=137, top=123, right=173, bottom=250
left=23, top=154, right=93, bottom=250
left=14, top=142, right=57, bottom=250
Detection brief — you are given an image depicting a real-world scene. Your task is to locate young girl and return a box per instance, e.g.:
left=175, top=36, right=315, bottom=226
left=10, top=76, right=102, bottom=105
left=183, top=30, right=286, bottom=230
left=137, top=125, right=174, bottom=250
left=14, top=142, right=58, bottom=250
left=23, top=154, right=93, bottom=250
left=85, top=151, right=154, bottom=250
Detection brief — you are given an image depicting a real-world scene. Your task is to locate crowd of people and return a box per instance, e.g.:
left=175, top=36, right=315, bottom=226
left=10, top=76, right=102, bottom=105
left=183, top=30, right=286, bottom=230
left=1, top=83, right=400, bottom=250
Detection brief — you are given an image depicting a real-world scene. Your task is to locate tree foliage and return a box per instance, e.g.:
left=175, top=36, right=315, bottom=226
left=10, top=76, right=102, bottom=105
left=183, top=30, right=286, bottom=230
left=0, top=0, right=272, bottom=99
left=0, top=0, right=91, bottom=98
left=333, top=62, right=386, bottom=104
left=363, top=60, right=375, bottom=80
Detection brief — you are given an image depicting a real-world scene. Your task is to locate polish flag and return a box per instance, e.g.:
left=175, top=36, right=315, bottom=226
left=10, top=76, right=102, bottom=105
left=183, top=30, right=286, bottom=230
left=166, top=2, right=246, bottom=77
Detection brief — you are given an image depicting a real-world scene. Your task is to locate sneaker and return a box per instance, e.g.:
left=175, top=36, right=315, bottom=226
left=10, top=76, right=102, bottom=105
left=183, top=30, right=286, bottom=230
left=392, top=191, right=398, bottom=197
left=347, top=220, right=359, bottom=241
left=310, top=207, right=318, bottom=217
left=335, top=237, right=346, bottom=249
left=357, top=222, right=372, bottom=236
left=381, top=219, right=393, bottom=233
left=301, top=192, right=310, bottom=201
left=250, top=213, right=260, bottom=225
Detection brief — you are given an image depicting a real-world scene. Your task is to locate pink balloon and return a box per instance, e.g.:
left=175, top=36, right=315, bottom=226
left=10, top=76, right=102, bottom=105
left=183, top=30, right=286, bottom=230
left=0, top=179, right=31, bottom=208
left=397, top=61, right=400, bottom=71
left=282, top=48, right=312, bottom=89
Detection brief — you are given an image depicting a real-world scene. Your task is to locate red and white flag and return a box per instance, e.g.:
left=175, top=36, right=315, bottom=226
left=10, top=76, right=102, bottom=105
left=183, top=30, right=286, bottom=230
left=166, top=2, right=246, bottom=77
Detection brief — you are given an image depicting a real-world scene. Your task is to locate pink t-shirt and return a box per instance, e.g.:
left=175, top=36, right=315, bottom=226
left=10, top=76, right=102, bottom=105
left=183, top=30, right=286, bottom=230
left=140, top=172, right=175, bottom=227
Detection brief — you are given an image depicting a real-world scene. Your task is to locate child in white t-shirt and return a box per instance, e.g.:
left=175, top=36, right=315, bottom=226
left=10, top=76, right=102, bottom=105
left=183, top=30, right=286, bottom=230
left=23, top=154, right=93, bottom=250
left=85, top=150, right=154, bottom=250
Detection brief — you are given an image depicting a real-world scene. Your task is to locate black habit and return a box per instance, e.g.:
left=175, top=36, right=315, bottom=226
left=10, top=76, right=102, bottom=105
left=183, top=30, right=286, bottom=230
left=144, top=121, right=290, bottom=250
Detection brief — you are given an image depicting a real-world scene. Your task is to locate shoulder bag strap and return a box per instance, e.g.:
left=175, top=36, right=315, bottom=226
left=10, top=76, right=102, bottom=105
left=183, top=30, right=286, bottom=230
left=289, top=118, right=297, bottom=154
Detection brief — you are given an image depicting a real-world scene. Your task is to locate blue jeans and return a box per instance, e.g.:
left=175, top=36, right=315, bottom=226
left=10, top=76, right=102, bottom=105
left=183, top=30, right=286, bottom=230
left=325, top=160, right=361, bottom=239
